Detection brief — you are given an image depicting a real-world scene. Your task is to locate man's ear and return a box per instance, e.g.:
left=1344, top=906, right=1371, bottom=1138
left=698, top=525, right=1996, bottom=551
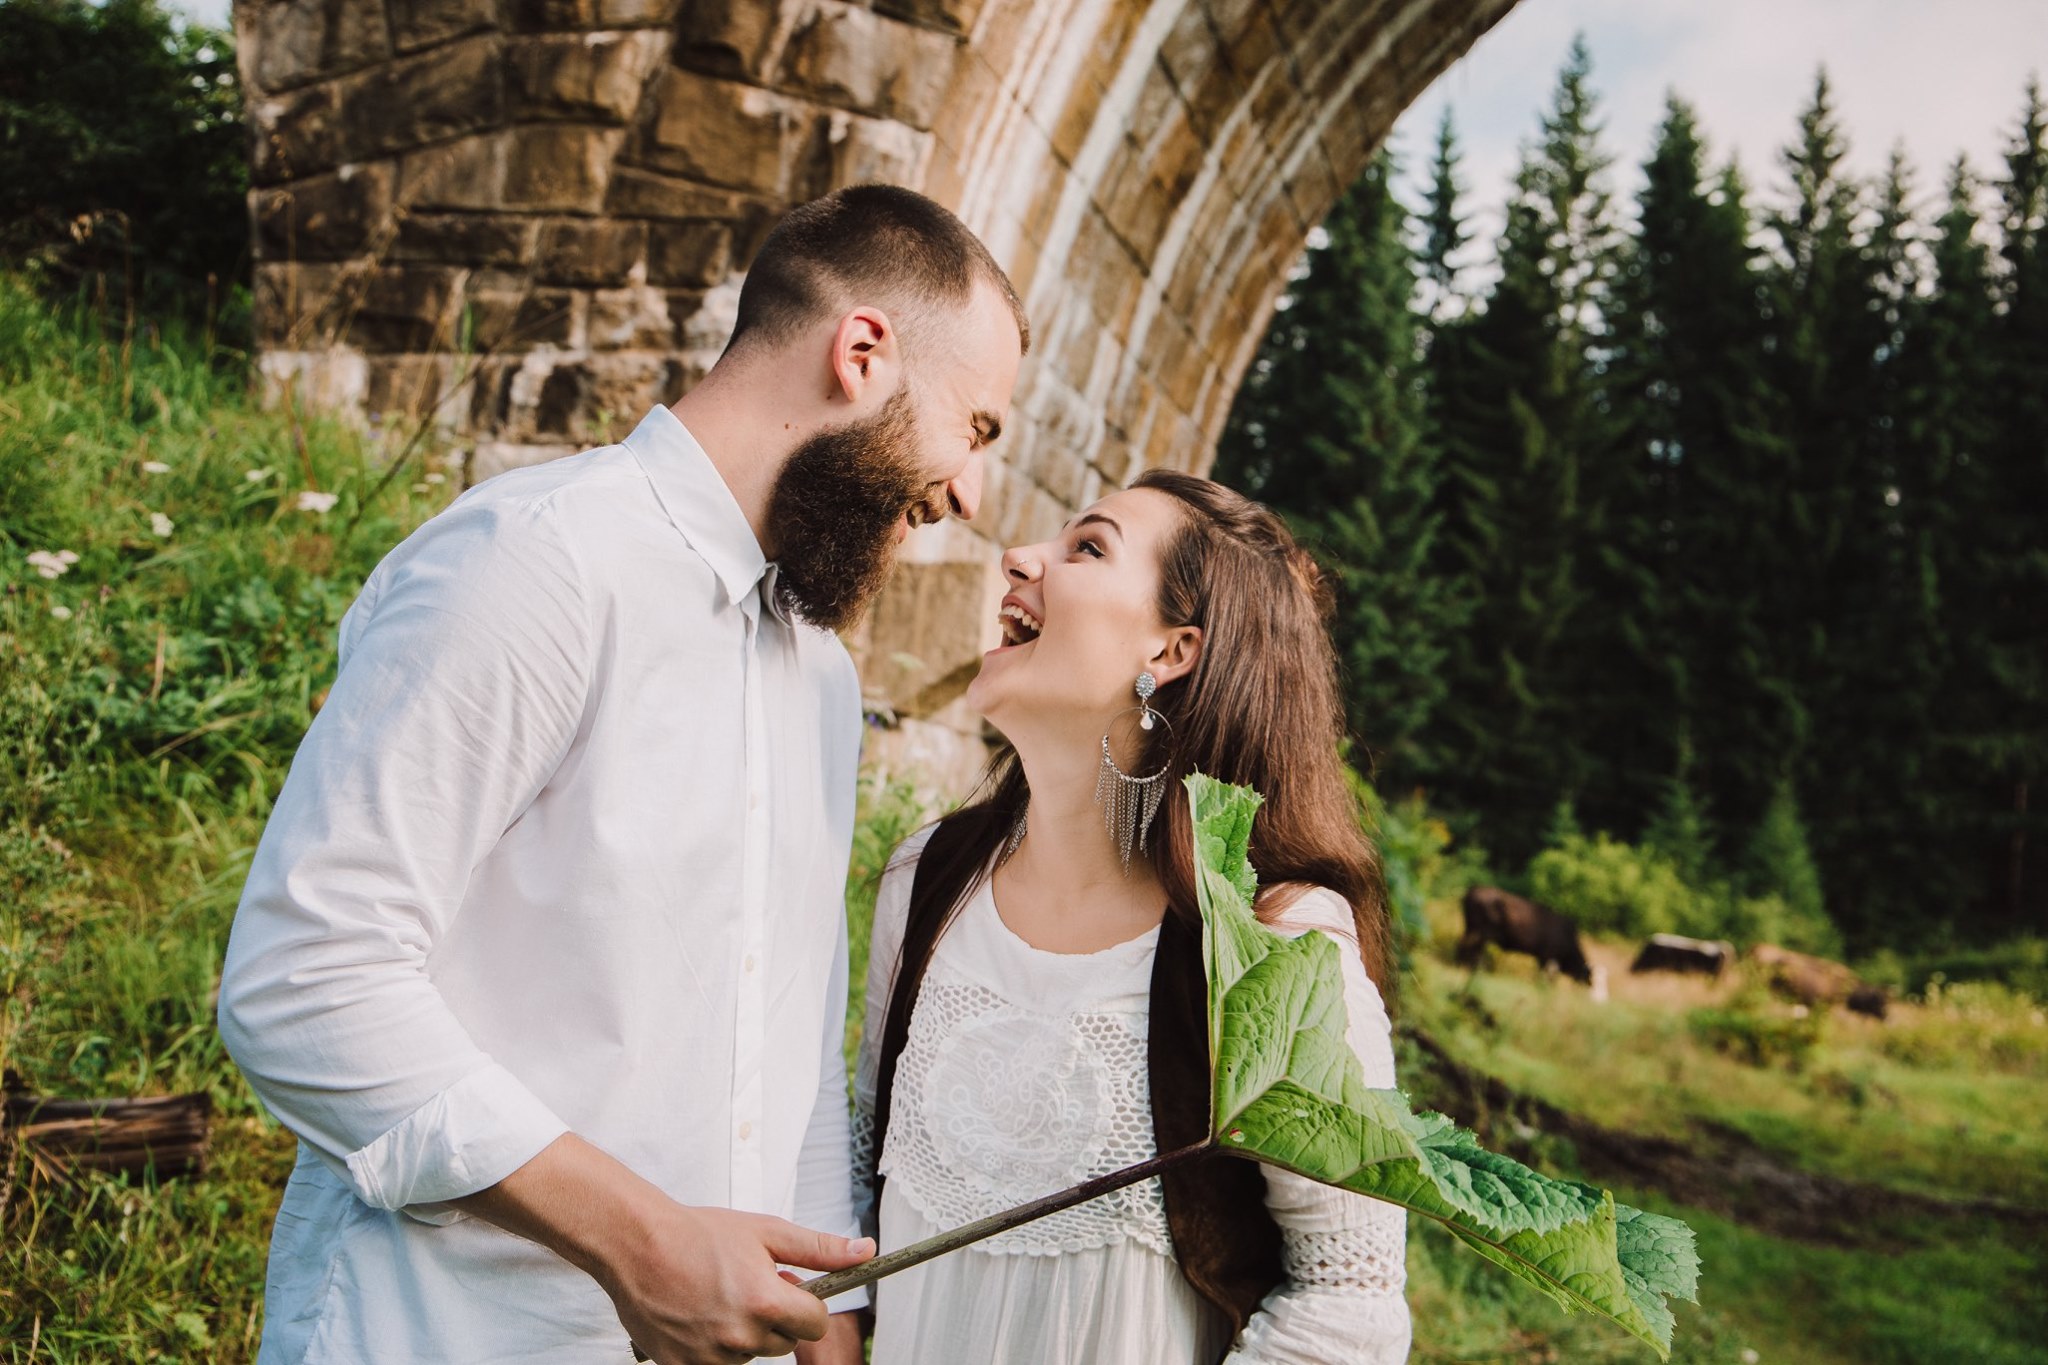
left=828, top=306, right=898, bottom=405
left=1147, top=626, right=1203, bottom=688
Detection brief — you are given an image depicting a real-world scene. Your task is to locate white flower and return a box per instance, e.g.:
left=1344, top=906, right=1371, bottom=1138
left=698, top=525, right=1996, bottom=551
left=423, top=472, right=447, bottom=486
left=50, top=604, right=73, bottom=620
left=296, top=490, right=339, bottom=514
left=26, top=549, right=79, bottom=579
left=142, top=460, right=171, bottom=474
left=150, top=512, right=174, bottom=538
left=411, top=483, right=430, bottom=494
left=245, top=468, right=273, bottom=483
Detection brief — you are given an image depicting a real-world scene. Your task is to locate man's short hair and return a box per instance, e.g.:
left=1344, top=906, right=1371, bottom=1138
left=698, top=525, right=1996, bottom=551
left=726, top=184, right=1030, bottom=357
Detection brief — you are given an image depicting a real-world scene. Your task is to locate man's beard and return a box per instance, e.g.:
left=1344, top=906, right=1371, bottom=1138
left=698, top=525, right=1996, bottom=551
left=764, top=386, right=943, bottom=633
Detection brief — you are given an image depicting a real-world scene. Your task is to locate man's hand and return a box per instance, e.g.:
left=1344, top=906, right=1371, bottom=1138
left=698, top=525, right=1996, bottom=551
left=451, top=1134, right=874, bottom=1363
left=791, top=1309, right=865, bottom=1365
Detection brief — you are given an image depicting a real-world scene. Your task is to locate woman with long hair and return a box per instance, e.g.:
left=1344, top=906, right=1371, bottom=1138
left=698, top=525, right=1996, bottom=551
left=850, top=472, right=1409, bottom=1363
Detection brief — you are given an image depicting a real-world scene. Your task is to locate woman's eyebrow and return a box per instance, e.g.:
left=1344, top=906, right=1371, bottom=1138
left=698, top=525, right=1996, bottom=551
left=1065, top=512, right=1124, bottom=540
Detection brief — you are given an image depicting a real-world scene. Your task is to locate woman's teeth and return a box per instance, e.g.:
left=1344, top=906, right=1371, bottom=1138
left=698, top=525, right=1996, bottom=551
left=999, top=604, right=1042, bottom=646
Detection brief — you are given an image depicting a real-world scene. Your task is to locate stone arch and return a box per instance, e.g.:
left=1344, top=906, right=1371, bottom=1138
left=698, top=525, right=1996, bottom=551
left=237, top=0, right=1519, bottom=779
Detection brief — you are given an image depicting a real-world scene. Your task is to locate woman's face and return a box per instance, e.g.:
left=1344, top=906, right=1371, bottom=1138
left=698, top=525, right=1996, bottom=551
left=967, top=487, right=1201, bottom=735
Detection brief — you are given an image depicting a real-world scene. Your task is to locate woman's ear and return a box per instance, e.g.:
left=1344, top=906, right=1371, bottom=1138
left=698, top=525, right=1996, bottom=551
left=1147, top=626, right=1203, bottom=688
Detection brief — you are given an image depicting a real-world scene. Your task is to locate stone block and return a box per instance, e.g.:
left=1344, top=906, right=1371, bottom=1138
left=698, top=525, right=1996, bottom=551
left=587, top=286, right=675, bottom=349
left=671, top=0, right=804, bottom=81
left=783, top=3, right=959, bottom=129
left=341, top=35, right=505, bottom=162
left=254, top=162, right=394, bottom=260
left=392, top=212, right=538, bottom=266
left=387, top=0, right=497, bottom=52
left=535, top=218, right=648, bottom=286
left=605, top=168, right=751, bottom=220
left=505, top=0, right=681, bottom=30
left=814, top=111, right=931, bottom=194
left=862, top=558, right=997, bottom=719
left=506, top=32, right=665, bottom=124
left=532, top=354, right=690, bottom=442
left=463, top=287, right=583, bottom=350
left=248, top=81, right=344, bottom=184
left=640, top=69, right=804, bottom=195
left=471, top=439, right=584, bottom=481
left=364, top=354, right=459, bottom=423
left=258, top=347, right=371, bottom=414
left=254, top=261, right=355, bottom=346
left=646, top=221, right=733, bottom=287
left=242, top=0, right=390, bottom=93
left=503, top=126, right=628, bottom=212
left=398, top=133, right=507, bottom=210
left=342, top=266, right=468, bottom=353
left=872, top=0, right=990, bottom=38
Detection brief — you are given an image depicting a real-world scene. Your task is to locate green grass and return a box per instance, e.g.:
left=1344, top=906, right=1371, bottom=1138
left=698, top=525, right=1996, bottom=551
left=4, top=279, right=2042, bottom=1362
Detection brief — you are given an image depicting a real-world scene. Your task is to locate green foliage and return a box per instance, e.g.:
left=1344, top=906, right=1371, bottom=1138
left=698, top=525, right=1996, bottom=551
left=1688, top=1000, right=1824, bottom=1072
left=1740, top=781, right=1826, bottom=929
left=1356, top=775, right=1460, bottom=966
left=0, top=0, right=247, bottom=321
left=1528, top=831, right=1716, bottom=940
left=1190, top=775, right=1700, bottom=1357
left=842, top=774, right=928, bottom=1069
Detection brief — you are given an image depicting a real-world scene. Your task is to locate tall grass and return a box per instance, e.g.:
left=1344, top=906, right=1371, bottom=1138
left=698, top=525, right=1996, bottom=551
left=0, top=275, right=451, bottom=1356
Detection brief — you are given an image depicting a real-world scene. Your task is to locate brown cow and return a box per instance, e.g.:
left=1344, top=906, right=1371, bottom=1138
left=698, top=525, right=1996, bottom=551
left=1749, top=944, right=1889, bottom=1019
left=1458, top=887, right=1594, bottom=985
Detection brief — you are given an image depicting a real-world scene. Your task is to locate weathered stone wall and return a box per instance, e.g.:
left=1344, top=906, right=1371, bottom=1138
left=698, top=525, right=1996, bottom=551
left=237, top=0, right=1519, bottom=792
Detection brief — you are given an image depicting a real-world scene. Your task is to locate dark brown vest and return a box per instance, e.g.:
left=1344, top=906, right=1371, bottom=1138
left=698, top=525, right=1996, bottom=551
left=869, top=819, right=1285, bottom=1349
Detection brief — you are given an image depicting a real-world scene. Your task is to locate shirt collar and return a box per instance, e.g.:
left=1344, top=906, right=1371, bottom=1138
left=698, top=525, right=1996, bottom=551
left=623, top=405, right=790, bottom=625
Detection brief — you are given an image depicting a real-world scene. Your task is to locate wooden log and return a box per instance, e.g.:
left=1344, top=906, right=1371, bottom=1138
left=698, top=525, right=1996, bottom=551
left=2, top=1076, right=212, bottom=1183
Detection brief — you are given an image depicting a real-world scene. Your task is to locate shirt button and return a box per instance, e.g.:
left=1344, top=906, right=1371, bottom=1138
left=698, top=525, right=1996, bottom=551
left=738, top=1121, right=753, bottom=1141
left=743, top=954, right=757, bottom=973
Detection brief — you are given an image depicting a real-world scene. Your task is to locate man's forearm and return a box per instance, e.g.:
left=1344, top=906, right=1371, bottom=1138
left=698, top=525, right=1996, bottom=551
left=451, top=1131, right=657, bottom=1286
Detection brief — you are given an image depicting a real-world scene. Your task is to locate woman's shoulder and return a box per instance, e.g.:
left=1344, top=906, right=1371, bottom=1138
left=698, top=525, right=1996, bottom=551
left=1260, top=882, right=1360, bottom=945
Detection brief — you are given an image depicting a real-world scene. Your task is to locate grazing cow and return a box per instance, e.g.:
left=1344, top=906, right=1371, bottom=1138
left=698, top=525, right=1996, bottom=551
left=1458, top=887, right=1594, bottom=985
left=1631, top=934, right=1737, bottom=979
left=1749, top=944, right=1889, bottom=1019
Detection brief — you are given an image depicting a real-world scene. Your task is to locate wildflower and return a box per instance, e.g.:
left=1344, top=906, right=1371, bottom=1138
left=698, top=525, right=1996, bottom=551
left=412, top=483, right=430, bottom=494
left=150, top=512, right=174, bottom=538
left=50, top=604, right=73, bottom=620
left=424, top=472, right=447, bottom=485
left=26, top=549, right=79, bottom=579
left=142, top=460, right=171, bottom=474
left=245, top=467, right=273, bottom=483
left=296, top=490, right=339, bottom=514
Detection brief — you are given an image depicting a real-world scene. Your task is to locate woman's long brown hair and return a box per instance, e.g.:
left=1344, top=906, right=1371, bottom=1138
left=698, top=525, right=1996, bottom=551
left=898, top=469, right=1395, bottom=996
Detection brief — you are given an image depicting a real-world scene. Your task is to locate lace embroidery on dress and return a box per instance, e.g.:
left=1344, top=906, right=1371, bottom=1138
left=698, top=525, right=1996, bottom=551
left=882, top=970, right=1173, bottom=1257
left=1283, top=1222, right=1407, bottom=1295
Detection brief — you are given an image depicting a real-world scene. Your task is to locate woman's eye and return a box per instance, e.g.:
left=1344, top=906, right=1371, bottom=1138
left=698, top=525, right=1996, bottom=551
left=1075, top=538, right=1105, bottom=559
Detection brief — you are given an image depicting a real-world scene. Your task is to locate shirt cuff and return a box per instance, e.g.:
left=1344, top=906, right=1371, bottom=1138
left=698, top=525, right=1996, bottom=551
left=342, top=1061, right=570, bottom=1213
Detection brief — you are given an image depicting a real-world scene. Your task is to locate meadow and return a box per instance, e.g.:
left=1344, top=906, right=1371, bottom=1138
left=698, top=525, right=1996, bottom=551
left=4, top=281, right=2044, bottom=1362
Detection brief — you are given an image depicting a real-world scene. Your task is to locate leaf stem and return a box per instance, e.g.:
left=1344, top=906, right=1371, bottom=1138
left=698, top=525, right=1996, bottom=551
left=800, top=1139, right=1217, bottom=1301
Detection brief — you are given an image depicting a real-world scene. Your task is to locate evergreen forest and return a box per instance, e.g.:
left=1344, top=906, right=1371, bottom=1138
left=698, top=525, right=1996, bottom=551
left=1216, top=39, right=2048, bottom=955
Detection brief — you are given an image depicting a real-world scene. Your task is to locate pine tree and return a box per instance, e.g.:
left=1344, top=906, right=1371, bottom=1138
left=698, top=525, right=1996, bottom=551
left=1422, top=35, right=1625, bottom=864
left=1213, top=155, right=1466, bottom=779
left=1980, top=78, right=2048, bottom=931
left=1418, top=109, right=1471, bottom=325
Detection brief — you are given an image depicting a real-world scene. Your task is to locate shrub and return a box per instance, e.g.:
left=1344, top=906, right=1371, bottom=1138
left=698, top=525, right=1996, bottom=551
left=1527, top=831, right=1719, bottom=939
left=1879, top=979, right=2048, bottom=1077
left=0, top=0, right=247, bottom=319
left=1688, top=1000, right=1823, bottom=1071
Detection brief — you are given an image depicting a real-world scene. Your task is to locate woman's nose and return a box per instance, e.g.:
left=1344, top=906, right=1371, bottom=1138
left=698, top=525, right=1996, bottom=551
left=1002, top=545, right=1042, bottom=582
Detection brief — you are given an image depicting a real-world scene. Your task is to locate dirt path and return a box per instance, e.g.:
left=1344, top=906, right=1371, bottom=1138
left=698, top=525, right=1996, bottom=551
left=1405, top=1029, right=2047, bottom=1247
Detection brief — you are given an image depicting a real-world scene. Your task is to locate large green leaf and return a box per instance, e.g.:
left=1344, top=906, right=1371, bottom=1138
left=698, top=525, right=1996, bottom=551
left=1188, top=774, right=1701, bottom=1358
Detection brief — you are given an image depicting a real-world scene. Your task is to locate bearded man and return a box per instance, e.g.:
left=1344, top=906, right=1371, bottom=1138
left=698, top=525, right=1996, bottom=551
left=217, top=185, right=1028, bottom=1365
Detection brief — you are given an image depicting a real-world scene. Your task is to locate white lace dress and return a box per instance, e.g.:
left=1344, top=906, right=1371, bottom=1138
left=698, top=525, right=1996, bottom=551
left=851, top=827, right=1411, bottom=1364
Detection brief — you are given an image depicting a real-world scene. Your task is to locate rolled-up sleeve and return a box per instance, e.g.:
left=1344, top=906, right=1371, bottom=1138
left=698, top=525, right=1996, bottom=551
left=217, top=494, right=591, bottom=1214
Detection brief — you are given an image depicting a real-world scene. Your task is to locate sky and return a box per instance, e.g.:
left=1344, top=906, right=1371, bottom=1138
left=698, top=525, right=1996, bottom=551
left=1388, top=0, right=2046, bottom=251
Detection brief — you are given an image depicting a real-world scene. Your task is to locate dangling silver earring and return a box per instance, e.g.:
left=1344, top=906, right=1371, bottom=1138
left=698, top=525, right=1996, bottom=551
left=1001, top=804, right=1028, bottom=864
left=1094, top=672, right=1172, bottom=874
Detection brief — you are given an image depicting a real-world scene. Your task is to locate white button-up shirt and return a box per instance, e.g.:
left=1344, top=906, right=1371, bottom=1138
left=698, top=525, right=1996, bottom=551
left=218, top=406, right=867, bottom=1365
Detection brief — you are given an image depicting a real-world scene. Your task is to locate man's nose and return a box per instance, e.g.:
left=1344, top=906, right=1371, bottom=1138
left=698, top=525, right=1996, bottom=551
left=945, top=447, right=985, bottom=523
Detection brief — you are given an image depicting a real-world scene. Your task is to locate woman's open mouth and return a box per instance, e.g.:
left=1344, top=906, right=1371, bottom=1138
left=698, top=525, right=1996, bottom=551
left=996, top=600, right=1043, bottom=648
